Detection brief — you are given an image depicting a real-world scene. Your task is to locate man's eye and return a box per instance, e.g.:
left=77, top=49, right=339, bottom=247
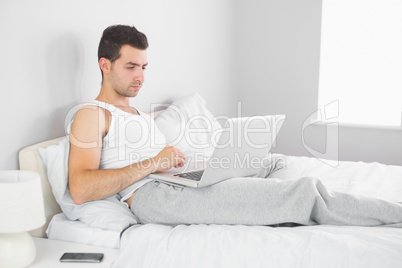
left=128, top=67, right=134, bottom=70
left=142, top=67, right=147, bottom=71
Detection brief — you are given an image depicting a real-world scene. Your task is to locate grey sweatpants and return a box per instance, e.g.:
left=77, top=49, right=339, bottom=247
left=130, top=177, right=402, bottom=227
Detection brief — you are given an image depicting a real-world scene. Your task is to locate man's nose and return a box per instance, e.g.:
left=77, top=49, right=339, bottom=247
left=135, top=69, right=145, bottom=83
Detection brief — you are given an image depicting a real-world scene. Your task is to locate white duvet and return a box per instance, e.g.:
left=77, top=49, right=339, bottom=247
left=111, top=156, right=402, bottom=268
left=114, top=224, right=402, bottom=268
left=48, top=155, right=402, bottom=268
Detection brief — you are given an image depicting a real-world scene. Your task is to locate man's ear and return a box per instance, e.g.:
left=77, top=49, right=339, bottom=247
left=99, top=58, right=111, bottom=76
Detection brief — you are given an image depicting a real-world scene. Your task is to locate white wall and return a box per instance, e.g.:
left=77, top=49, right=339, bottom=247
left=234, top=0, right=402, bottom=166
left=0, top=0, right=236, bottom=170
left=234, top=0, right=322, bottom=157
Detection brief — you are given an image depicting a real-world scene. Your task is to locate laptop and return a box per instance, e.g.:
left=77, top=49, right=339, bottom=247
left=149, top=114, right=286, bottom=187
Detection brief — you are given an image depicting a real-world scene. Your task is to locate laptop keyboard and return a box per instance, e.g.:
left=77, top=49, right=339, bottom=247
left=173, top=170, right=204, bottom=181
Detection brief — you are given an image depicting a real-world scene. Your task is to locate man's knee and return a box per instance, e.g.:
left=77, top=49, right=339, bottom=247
left=298, top=176, right=319, bottom=185
left=296, top=177, right=322, bottom=193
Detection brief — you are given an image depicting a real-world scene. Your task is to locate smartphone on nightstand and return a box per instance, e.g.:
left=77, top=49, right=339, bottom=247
left=60, top=252, right=104, bottom=263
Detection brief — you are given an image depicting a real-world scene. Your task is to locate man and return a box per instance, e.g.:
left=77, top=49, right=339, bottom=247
left=68, top=25, right=186, bottom=207
left=69, top=25, right=402, bottom=227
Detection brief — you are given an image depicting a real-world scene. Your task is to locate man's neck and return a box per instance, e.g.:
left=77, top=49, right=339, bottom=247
left=96, top=85, right=130, bottom=107
left=96, top=87, right=139, bottom=115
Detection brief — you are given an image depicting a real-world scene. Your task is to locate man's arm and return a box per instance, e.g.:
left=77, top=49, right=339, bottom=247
left=68, top=106, right=184, bottom=205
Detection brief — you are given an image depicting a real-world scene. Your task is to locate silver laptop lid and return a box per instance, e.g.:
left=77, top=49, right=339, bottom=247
left=198, top=114, right=285, bottom=187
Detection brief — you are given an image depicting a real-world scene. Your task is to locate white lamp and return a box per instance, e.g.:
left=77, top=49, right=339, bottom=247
left=0, top=170, right=45, bottom=268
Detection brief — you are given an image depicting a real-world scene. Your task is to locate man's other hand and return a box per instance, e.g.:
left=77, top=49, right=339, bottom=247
left=152, top=145, right=186, bottom=172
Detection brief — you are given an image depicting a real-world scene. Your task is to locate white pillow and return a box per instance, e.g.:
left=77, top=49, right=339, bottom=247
left=47, top=213, right=121, bottom=249
left=39, top=138, right=139, bottom=231
left=154, top=93, right=222, bottom=160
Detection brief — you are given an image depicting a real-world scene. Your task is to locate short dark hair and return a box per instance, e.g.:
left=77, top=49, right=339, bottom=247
left=98, top=25, right=148, bottom=79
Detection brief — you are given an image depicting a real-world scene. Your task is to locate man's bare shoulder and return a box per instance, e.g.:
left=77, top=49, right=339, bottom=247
left=70, top=105, right=111, bottom=147
left=73, top=105, right=113, bottom=126
left=76, top=104, right=111, bottom=118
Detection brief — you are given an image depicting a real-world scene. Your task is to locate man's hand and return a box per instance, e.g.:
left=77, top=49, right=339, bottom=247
left=152, top=145, right=186, bottom=172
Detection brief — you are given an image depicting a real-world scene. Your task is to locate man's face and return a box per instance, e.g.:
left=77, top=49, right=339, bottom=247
left=108, top=45, right=148, bottom=98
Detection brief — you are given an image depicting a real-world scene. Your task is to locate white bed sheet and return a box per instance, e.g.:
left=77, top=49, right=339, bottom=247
left=46, top=155, right=402, bottom=267
left=289, top=155, right=402, bottom=202
left=46, top=213, right=121, bottom=249
left=115, top=223, right=402, bottom=268
left=113, top=156, right=402, bottom=267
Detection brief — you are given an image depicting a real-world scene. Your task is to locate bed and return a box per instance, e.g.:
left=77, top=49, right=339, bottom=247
left=19, top=94, right=402, bottom=267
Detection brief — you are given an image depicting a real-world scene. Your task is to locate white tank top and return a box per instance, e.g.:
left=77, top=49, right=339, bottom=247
left=77, top=100, right=166, bottom=203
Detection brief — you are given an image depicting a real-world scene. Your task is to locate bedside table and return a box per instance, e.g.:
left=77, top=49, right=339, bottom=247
left=29, top=237, right=120, bottom=267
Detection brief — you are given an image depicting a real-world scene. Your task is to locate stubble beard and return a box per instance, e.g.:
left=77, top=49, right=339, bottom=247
left=109, top=72, right=140, bottom=98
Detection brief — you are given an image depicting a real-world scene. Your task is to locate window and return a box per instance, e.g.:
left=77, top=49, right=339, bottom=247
left=318, top=0, right=402, bottom=126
